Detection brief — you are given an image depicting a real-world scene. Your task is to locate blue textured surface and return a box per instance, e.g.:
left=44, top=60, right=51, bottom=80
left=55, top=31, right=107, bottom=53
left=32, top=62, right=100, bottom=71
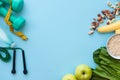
left=0, top=0, right=116, bottom=80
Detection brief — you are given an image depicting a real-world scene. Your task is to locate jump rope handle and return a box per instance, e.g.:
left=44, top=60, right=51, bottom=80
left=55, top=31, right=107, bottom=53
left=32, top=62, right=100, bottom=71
left=11, top=48, right=28, bottom=75
left=22, top=50, right=28, bottom=74
left=11, top=49, right=16, bottom=74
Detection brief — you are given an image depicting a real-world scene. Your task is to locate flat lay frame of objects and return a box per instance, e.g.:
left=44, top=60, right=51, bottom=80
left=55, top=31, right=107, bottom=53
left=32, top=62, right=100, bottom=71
left=2, top=0, right=120, bottom=80
left=0, top=0, right=28, bottom=75
left=62, top=1, right=120, bottom=80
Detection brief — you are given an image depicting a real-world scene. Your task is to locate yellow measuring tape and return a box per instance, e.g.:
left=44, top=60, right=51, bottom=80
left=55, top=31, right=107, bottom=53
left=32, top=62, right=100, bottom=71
left=4, top=0, right=28, bottom=40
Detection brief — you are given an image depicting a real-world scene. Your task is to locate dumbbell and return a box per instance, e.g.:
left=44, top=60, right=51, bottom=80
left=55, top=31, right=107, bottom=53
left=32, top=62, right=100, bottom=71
left=0, top=1, right=25, bottom=30
left=0, top=0, right=24, bottom=12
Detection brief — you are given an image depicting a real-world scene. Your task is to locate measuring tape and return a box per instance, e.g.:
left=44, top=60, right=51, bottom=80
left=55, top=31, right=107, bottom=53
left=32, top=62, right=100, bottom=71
left=4, top=0, right=28, bottom=40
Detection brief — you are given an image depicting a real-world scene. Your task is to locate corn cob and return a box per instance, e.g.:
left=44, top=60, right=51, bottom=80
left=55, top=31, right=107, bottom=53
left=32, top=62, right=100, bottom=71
left=98, top=21, right=120, bottom=33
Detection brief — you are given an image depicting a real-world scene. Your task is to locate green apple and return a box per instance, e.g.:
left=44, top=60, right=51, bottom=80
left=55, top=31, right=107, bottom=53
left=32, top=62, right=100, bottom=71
left=75, top=64, right=92, bottom=80
left=62, top=74, right=77, bottom=80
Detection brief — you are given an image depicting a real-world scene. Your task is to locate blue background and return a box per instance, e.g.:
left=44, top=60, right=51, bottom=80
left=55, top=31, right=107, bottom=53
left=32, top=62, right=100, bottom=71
left=0, top=0, right=117, bottom=80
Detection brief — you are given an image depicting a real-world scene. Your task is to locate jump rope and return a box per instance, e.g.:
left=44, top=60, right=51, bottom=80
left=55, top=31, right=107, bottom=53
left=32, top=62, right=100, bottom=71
left=0, top=0, right=28, bottom=75
left=0, top=47, right=28, bottom=74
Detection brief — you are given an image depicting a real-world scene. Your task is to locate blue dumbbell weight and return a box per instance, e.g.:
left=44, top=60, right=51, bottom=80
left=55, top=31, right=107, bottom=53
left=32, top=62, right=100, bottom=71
left=0, top=1, right=25, bottom=30
left=0, top=0, right=24, bottom=12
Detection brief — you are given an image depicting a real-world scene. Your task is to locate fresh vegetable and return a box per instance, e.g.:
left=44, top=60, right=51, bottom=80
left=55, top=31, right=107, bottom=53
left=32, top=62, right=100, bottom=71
left=97, top=21, right=120, bottom=33
left=90, top=71, right=108, bottom=80
left=92, top=47, right=120, bottom=80
left=62, top=74, right=77, bottom=80
left=115, top=29, right=120, bottom=34
left=98, top=21, right=120, bottom=33
left=75, top=64, right=92, bottom=80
